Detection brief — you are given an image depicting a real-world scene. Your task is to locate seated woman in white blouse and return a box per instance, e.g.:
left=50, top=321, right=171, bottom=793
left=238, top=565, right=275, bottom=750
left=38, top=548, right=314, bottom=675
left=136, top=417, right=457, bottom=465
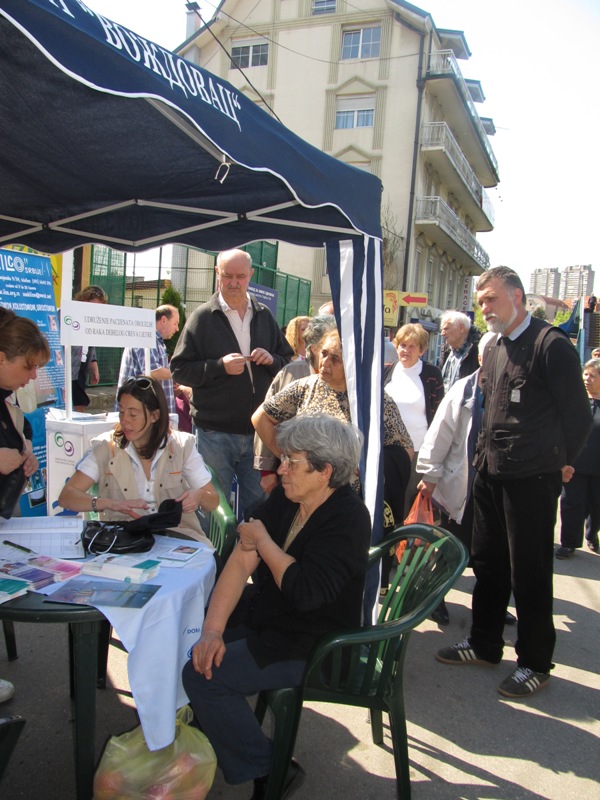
left=58, top=376, right=219, bottom=541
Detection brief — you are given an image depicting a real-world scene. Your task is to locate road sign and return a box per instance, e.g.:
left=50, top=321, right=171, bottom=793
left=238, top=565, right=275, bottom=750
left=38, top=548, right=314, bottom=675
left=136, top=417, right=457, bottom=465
left=398, top=292, right=428, bottom=307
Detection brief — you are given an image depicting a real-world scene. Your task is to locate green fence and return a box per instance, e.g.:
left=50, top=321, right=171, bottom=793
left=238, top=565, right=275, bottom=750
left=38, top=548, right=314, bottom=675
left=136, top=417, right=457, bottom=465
left=89, top=244, right=311, bottom=386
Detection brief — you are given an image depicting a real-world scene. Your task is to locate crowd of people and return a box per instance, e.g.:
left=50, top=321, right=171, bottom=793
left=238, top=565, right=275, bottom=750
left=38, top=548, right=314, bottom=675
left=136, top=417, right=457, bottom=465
left=1, top=256, right=598, bottom=794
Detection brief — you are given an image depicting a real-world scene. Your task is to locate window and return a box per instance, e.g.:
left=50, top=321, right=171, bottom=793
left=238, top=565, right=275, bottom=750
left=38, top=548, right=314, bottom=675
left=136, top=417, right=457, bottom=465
left=312, top=0, right=336, bottom=15
left=335, top=95, right=375, bottom=130
left=230, top=40, right=269, bottom=69
left=341, top=26, right=381, bottom=60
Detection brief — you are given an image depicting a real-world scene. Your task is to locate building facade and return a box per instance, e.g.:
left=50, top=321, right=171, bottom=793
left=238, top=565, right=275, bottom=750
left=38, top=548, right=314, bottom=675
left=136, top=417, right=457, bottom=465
left=179, top=0, right=498, bottom=330
left=529, top=267, right=560, bottom=298
left=560, top=265, right=594, bottom=301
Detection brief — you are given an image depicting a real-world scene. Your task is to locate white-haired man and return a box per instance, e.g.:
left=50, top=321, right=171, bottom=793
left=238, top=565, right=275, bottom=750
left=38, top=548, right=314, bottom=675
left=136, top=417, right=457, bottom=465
left=440, top=310, right=480, bottom=392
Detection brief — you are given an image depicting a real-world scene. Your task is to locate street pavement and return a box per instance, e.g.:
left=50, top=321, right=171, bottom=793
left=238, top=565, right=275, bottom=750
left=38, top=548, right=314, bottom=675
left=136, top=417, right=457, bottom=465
left=1, top=526, right=599, bottom=800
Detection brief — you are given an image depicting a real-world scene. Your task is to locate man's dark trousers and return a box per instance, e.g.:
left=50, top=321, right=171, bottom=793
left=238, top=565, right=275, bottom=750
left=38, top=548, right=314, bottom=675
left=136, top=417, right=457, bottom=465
left=470, top=468, right=562, bottom=674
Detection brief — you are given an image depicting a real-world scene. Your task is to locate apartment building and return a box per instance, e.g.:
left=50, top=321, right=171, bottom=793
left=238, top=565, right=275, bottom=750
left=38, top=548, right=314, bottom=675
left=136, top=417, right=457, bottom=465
left=560, top=265, right=594, bottom=301
left=529, top=267, right=560, bottom=298
left=179, top=0, right=499, bottom=325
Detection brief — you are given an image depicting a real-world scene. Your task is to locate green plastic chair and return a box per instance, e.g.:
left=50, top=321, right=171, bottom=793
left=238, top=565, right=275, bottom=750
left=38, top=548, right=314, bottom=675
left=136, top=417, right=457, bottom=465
left=0, top=715, right=26, bottom=784
left=202, top=467, right=237, bottom=563
left=255, top=523, right=469, bottom=800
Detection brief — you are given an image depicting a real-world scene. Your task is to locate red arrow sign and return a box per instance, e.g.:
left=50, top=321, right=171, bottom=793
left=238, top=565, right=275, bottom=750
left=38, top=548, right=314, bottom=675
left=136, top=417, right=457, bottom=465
left=399, top=292, right=428, bottom=306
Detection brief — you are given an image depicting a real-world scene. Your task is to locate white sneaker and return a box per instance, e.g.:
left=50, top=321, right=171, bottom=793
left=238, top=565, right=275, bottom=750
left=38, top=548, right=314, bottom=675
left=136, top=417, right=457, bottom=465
left=0, top=679, right=15, bottom=703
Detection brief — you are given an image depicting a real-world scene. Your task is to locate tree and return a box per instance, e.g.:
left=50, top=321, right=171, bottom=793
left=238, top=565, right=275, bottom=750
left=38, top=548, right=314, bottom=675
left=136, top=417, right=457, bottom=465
left=532, top=306, right=547, bottom=321
left=472, top=302, right=487, bottom=334
left=381, top=199, right=404, bottom=290
left=553, top=308, right=571, bottom=327
left=161, top=285, right=186, bottom=357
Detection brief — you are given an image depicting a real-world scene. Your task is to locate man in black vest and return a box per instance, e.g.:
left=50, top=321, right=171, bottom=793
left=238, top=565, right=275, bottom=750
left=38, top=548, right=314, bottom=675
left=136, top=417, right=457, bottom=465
left=436, top=267, right=592, bottom=698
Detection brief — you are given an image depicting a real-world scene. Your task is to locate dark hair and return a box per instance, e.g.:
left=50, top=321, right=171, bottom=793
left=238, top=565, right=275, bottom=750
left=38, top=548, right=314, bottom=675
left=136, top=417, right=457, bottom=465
left=74, top=285, right=108, bottom=303
left=303, top=314, right=337, bottom=369
left=0, top=308, right=50, bottom=367
left=477, top=267, right=526, bottom=306
left=114, top=376, right=170, bottom=458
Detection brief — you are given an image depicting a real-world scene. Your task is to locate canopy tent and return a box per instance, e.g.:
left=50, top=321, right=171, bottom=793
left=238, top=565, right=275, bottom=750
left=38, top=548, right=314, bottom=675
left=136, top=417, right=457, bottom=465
left=0, top=0, right=384, bottom=560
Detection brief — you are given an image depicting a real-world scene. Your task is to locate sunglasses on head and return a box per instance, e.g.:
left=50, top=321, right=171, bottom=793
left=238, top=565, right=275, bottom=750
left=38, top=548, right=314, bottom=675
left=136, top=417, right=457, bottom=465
left=123, top=376, right=158, bottom=399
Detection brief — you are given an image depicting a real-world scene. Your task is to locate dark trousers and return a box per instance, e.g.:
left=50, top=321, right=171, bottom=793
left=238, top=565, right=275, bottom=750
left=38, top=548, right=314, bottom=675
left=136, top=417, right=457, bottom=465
left=559, top=471, right=600, bottom=548
left=470, top=470, right=561, bottom=673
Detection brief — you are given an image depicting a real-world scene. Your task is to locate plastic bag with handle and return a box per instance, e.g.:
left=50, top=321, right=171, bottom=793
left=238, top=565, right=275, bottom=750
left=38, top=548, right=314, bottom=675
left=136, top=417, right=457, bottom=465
left=395, top=493, right=434, bottom=561
left=93, top=705, right=216, bottom=800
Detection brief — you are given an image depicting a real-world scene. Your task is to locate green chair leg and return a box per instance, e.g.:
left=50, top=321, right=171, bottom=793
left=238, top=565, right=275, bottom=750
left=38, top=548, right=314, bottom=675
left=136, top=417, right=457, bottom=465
left=258, top=687, right=303, bottom=800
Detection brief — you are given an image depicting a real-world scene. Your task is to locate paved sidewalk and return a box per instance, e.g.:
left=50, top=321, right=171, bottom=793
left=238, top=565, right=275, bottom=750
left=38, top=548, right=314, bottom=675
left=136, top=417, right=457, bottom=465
left=2, top=539, right=599, bottom=799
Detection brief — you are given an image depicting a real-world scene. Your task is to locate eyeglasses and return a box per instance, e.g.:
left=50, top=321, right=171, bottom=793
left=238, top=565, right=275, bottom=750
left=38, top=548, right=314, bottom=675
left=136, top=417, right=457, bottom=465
left=279, top=453, right=309, bottom=470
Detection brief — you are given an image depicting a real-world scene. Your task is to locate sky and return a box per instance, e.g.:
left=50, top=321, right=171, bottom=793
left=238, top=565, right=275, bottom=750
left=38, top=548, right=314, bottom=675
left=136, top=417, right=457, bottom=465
left=85, top=0, right=600, bottom=293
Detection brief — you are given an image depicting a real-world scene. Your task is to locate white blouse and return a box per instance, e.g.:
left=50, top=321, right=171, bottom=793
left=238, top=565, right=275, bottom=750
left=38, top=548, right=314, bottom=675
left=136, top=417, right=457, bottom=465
left=77, top=434, right=211, bottom=515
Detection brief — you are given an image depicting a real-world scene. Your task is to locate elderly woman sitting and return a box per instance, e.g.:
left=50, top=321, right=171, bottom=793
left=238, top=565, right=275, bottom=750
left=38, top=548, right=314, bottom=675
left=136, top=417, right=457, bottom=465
left=182, top=413, right=372, bottom=799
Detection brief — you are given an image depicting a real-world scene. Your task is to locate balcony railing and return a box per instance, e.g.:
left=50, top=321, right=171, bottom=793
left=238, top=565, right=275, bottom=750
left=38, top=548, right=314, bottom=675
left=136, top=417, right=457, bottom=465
left=415, top=196, right=490, bottom=271
left=427, top=50, right=499, bottom=176
left=421, top=122, right=494, bottom=227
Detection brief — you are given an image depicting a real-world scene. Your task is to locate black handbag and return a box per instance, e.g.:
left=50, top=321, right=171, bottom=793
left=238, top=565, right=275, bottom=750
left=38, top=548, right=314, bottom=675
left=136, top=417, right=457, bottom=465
left=81, top=499, right=183, bottom=555
left=0, top=465, right=27, bottom=519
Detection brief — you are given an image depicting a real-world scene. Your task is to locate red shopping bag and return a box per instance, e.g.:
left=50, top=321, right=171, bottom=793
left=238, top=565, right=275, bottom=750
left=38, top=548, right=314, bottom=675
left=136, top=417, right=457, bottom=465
left=395, top=494, right=434, bottom=560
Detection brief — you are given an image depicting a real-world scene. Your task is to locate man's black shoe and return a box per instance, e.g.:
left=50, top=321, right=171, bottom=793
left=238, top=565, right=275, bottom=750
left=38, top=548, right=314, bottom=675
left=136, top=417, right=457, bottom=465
left=250, top=759, right=306, bottom=800
left=504, top=611, right=517, bottom=625
left=431, top=599, right=450, bottom=626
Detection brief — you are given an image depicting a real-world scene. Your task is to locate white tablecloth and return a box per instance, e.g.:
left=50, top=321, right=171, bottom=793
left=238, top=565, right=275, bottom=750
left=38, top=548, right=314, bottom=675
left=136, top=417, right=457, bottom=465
left=42, top=542, right=216, bottom=750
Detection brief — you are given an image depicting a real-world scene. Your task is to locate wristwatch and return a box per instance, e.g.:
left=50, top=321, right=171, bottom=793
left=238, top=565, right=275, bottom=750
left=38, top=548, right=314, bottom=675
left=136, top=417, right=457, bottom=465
left=91, top=496, right=98, bottom=512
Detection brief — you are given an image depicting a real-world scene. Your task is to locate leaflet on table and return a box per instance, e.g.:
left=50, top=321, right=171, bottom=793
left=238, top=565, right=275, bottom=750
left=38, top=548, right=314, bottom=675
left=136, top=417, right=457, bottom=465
left=149, top=537, right=212, bottom=568
left=0, top=516, right=84, bottom=559
left=45, top=577, right=160, bottom=608
left=0, top=554, right=81, bottom=587
left=0, top=575, right=31, bottom=604
left=81, top=553, right=161, bottom=583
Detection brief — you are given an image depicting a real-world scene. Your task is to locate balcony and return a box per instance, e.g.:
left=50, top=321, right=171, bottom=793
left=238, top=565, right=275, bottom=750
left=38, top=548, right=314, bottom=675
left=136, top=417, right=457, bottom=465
left=415, top=196, right=490, bottom=273
left=426, top=50, right=499, bottom=187
left=421, top=122, right=494, bottom=231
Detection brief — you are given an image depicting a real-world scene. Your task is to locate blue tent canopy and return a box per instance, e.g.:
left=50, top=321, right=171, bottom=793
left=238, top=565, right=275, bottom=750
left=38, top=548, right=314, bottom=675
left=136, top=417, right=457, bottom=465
left=0, top=0, right=381, bottom=253
left=0, top=0, right=385, bottom=606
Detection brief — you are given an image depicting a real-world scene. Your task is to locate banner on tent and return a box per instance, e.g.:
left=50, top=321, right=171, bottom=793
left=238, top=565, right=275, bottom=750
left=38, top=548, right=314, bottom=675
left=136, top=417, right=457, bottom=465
left=0, top=247, right=65, bottom=516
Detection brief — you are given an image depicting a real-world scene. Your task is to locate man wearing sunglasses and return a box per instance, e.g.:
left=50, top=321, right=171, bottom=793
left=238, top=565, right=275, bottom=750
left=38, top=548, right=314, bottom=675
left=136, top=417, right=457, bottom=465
left=117, top=304, right=180, bottom=414
left=171, top=249, right=293, bottom=517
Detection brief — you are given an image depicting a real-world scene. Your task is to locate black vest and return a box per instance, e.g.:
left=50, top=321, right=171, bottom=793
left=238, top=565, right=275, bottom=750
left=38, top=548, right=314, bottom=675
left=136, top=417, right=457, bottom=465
left=474, top=318, right=569, bottom=478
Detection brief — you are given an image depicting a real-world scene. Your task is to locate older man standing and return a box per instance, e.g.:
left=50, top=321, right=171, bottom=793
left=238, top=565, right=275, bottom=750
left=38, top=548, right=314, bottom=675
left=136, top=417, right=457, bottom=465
left=117, top=304, right=180, bottom=413
left=171, top=249, right=292, bottom=516
left=437, top=267, right=592, bottom=698
left=439, top=310, right=480, bottom=392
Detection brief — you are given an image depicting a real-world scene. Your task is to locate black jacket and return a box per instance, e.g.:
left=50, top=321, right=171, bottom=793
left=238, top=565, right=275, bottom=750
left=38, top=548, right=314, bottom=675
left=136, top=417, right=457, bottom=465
left=233, top=484, right=371, bottom=666
left=171, top=293, right=293, bottom=434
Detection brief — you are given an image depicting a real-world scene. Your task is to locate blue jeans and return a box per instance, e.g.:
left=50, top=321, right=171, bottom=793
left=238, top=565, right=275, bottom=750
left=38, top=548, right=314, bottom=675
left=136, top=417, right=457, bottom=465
left=195, top=428, right=265, bottom=518
left=182, top=627, right=306, bottom=785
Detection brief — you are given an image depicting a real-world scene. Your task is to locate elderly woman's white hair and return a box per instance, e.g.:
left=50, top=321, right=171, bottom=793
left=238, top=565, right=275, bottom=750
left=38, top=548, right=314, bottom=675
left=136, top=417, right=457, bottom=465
left=276, top=413, right=363, bottom=488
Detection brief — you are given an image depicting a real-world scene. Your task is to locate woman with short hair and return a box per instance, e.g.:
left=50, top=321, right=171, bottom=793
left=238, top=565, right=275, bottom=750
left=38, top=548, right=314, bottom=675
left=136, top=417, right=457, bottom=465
left=183, top=413, right=372, bottom=798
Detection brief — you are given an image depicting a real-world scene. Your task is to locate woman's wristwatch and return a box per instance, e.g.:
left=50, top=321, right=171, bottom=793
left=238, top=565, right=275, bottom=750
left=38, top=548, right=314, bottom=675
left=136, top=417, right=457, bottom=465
left=91, top=496, right=98, bottom=512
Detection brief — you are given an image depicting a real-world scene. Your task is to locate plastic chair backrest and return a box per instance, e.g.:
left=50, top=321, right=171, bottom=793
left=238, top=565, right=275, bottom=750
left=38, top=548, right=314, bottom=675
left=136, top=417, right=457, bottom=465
left=205, top=467, right=237, bottom=562
left=304, top=523, right=468, bottom=701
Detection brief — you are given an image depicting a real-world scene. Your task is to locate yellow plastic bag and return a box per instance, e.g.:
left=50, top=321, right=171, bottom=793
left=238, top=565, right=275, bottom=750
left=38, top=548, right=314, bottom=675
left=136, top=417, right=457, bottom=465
left=93, top=705, right=216, bottom=800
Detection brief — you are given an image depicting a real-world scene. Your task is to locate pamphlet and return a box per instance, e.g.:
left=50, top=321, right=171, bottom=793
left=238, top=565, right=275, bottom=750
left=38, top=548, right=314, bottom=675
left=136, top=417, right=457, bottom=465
left=0, top=559, right=57, bottom=589
left=0, top=575, right=31, bottom=604
left=81, top=553, right=161, bottom=583
left=46, top=577, right=160, bottom=609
